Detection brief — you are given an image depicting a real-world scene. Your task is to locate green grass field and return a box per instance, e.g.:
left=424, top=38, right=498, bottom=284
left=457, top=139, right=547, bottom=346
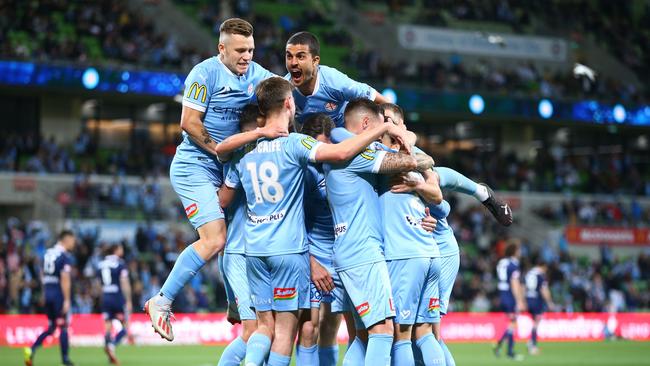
left=3, top=341, right=649, bottom=366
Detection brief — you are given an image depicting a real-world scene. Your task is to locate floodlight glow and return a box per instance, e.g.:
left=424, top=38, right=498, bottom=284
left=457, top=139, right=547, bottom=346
left=82, top=68, right=99, bottom=89
left=538, top=99, right=553, bottom=119
left=613, top=104, right=626, bottom=123
left=469, top=94, right=484, bottom=114
left=381, top=88, right=397, bottom=104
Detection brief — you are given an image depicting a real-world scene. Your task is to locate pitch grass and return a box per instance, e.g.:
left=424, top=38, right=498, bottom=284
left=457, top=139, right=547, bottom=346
left=2, top=341, right=649, bottom=366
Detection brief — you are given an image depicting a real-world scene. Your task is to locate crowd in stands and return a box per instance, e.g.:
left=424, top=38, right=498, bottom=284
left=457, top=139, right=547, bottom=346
left=2, top=198, right=649, bottom=315
left=0, top=217, right=222, bottom=315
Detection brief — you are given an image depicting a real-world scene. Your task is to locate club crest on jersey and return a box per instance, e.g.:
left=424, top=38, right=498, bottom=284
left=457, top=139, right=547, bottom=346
left=356, top=302, right=371, bottom=317
left=324, top=102, right=337, bottom=111
left=247, top=83, right=254, bottom=95
left=185, top=203, right=199, bottom=219
left=274, top=287, right=297, bottom=300
left=428, top=298, right=440, bottom=312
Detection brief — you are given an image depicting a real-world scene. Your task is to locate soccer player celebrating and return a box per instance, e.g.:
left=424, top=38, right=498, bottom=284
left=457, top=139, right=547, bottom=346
left=222, top=78, right=411, bottom=366
left=285, top=31, right=390, bottom=128
left=215, top=104, right=263, bottom=366
left=24, top=230, right=76, bottom=366
left=494, top=240, right=526, bottom=360
left=324, top=99, right=435, bottom=366
left=97, top=244, right=132, bottom=365
left=525, top=257, right=555, bottom=355
left=144, top=18, right=280, bottom=341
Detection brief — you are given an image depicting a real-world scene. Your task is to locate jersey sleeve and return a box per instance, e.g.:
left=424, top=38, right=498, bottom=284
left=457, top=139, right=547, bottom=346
left=330, top=127, right=355, bottom=143
left=224, top=159, right=242, bottom=189
left=289, top=133, right=323, bottom=165
left=348, top=147, right=387, bottom=174
left=182, top=64, right=213, bottom=113
left=330, top=68, right=376, bottom=101
left=510, top=264, right=521, bottom=280
left=428, top=200, right=451, bottom=219
left=61, top=254, right=72, bottom=273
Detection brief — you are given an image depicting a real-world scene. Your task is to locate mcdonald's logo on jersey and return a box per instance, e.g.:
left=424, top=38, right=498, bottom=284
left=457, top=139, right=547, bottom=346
left=187, top=82, right=207, bottom=103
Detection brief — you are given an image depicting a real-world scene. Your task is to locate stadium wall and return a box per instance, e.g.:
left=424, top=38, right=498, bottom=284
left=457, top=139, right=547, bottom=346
left=2, top=313, right=649, bottom=347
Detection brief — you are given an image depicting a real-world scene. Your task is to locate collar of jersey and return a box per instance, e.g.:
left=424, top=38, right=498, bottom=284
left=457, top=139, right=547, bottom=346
left=217, top=55, right=239, bottom=78
left=55, top=243, right=66, bottom=252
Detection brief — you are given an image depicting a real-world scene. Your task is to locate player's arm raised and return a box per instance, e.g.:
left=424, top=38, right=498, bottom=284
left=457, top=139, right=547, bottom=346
left=315, top=122, right=411, bottom=162
left=215, top=123, right=288, bottom=162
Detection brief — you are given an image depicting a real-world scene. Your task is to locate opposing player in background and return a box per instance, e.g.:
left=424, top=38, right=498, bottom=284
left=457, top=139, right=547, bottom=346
left=220, top=78, right=411, bottom=366
left=215, top=104, right=263, bottom=366
left=525, top=258, right=555, bottom=355
left=97, top=244, right=132, bottom=365
left=24, top=230, right=76, bottom=366
left=494, top=240, right=526, bottom=360
left=145, top=18, right=278, bottom=341
left=284, top=31, right=389, bottom=128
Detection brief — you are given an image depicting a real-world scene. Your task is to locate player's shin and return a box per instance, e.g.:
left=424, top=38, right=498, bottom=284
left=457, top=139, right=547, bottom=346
left=218, top=336, right=247, bottom=366
left=415, top=333, right=445, bottom=366
left=391, top=340, right=414, bottom=366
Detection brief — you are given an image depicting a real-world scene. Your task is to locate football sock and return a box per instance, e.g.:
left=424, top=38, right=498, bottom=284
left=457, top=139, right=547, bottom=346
left=267, top=351, right=291, bottom=366
left=435, top=167, right=487, bottom=201
left=60, top=327, right=70, bottom=363
left=391, top=340, right=413, bottom=366
left=318, top=345, right=339, bottom=366
left=218, top=336, right=247, bottom=366
left=416, top=334, right=445, bottom=366
left=365, top=334, right=392, bottom=366
left=297, top=345, right=318, bottom=366
left=115, top=329, right=127, bottom=345
left=531, top=327, right=538, bottom=347
left=342, top=337, right=366, bottom=366
left=244, top=333, right=271, bottom=366
left=158, top=245, right=205, bottom=304
left=439, top=338, right=456, bottom=366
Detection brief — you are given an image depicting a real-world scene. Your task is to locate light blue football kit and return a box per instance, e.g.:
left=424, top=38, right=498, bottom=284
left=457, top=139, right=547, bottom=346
left=229, top=133, right=323, bottom=312
left=380, top=178, right=441, bottom=326
left=323, top=147, right=396, bottom=329
left=160, top=56, right=274, bottom=304
left=428, top=199, right=460, bottom=316
left=286, top=65, right=376, bottom=128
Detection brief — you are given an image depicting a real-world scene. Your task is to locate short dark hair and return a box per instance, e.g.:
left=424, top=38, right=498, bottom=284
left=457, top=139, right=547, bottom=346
left=240, top=104, right=261, bottom=128
left=505, top=239, right=521, bottom=257
left=286, top=31, right=320, bottom=57
left=380, top=103, right=404, bottom=122
left=58, top=229, right=74, bottom=241
left=255, top=77, right=293, bottom=116
left=220, top=18, right=253, bottom=37
left=344, top=98, right=383, bottom=121
left=302, top=114, right=335, bottom=139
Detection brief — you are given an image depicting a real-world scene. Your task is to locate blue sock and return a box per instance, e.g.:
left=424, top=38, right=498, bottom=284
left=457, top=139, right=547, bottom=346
left=60, top=327, right=70, bottom=363
left=497, top=329, right=511, bottom=347
left=416, top=334, right=445, bottom=366
left=218, top=336, right=247, bottom=366
left=32, top=325, right=55, bottom=351
left=244, top=333, right=272, bottom=366
left=159, top=245, right=206, bottom=302
left=531, top=327, right=538, bottom=346
left=267, top=351, right=291, bottom=366
left=412, top=342, right=425, bottom=366
left=114, top=329, right=127, bottom=345
left=435, top=167, right=480, bottom=197
left=365, top=334, right=393, bottom=366
left=391, top=340, right=413, bottom=366
left=343, top=337, right=366, bottom=366
left=507, top=331, right=515, bottom=357
left=297, top=345, right=318, bottom=366
left=439, top=338, right=456, bottom=366
left=318, top=345, right=339, bottom=366
left=104, top=331, right=112, bottom=346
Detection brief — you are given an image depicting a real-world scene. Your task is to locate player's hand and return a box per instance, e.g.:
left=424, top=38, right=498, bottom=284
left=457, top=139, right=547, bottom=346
left=62, top=300, right=71, bottom=315
left=415, top=153, right=435, bottom=172
left=390, top=172, right=423, bottom=193
left=421, top=207, right=437, bottom=232
left=310, top=256, right=334, bottom=292
left=258, top=124, right=289, bottom=139
left=386, top=123, right=412, bottom=155
left=126, top=302, right=133, bottom=316
left=516, top=301, right=527, bottom=313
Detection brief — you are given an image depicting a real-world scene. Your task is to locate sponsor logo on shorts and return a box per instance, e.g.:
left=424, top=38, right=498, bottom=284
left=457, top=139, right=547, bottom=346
left=334, top=223, right=348, bottom=238
left=356, top=302, right=371, bottom=318
left=185, top=203, right=199, bottom=219
left=273, top=287, right=297, bottom=300
left=428, top=298, right=440, bottom=312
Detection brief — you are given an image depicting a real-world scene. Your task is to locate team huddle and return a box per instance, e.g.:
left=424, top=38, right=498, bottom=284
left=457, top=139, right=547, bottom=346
left=24, top=17, right=523, bottom=366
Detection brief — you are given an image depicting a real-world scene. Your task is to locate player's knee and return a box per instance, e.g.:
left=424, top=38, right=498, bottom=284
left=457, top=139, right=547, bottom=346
left=196, top=236, right=225, bottom=257
left=300, top=321, right=318, bottom=344
left=242, top=321, right=257, bottom=341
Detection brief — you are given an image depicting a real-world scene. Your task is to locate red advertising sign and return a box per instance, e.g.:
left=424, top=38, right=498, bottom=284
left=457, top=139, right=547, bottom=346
left=2, top=312, right=649, bottom=347
left=566, top=226, right=650, bottom=246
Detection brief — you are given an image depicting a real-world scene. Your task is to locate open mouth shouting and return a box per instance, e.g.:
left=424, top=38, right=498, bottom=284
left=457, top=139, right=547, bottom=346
left=290, top=69, right=304, bottom=85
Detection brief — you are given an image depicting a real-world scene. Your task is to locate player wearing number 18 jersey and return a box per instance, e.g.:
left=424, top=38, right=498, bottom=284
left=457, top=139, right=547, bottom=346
left=24, top=230, right=76, bottom=366
left=222, top=78, right=411, bottom=366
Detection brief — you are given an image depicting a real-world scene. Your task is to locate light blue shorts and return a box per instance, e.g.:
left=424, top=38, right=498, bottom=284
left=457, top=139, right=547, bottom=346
left=247, top=253, right=310, bottom=312
left=337, top=261, right=396, bottom=329
left=169, top=155, right=224, bottom=229
left=439, top=253, right=460, bottom=315
left=388, top=257, right=441, bottom=325
left=222, top=253, right=256, bottom=320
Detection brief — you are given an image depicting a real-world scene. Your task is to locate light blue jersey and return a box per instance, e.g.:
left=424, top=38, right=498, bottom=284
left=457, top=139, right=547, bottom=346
left=380, top=176, right=440, bottom=260
left=304, top=163, right=335, bottom=265
left=224, top=148, right=254, bottom=254
left=428, top=200, right=460, bottom=257
left=231, top=133, right=322, bottom=256
left=286, top=65, right=376, bottom=127
left=323, top=147, right=387, bottom=270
